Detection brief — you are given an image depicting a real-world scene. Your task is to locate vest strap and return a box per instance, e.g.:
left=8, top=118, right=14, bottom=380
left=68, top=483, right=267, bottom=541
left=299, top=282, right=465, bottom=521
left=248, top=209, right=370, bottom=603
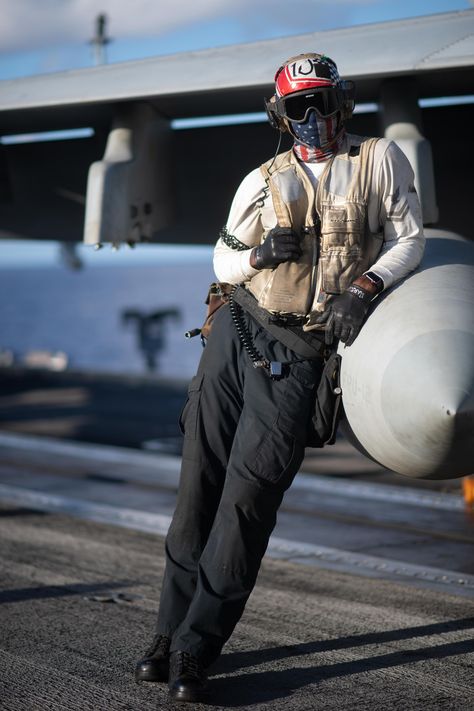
left=346, top=137, right=379, bottom=202
left=260, top=158, right=293, bottom=228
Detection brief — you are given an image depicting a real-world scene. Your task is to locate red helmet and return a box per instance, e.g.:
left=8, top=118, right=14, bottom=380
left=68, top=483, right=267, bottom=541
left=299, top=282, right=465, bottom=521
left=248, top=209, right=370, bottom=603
left=265, top=52, right=355, bottom=132
left=275, top=53, right=341, bottom=98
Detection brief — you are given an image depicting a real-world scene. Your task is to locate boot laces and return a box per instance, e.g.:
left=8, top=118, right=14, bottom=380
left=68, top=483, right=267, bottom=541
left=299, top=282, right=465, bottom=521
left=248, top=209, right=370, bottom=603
left=176, top=651, right=202, bottom=679
left=145, top=633, right=170, bottom=658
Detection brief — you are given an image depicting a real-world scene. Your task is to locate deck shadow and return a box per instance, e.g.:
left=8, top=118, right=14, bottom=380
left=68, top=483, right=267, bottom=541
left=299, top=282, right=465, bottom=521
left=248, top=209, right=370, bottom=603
left=0, top=580, right=135, bottom=604
left=210, top=635, right=474, bottom=706
left=213, top=616, right=474, bottom=676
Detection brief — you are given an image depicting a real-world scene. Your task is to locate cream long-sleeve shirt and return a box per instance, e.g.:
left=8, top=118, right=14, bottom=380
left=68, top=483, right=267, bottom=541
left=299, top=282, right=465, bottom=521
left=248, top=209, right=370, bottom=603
left=214, top=137, right=425, bottom=291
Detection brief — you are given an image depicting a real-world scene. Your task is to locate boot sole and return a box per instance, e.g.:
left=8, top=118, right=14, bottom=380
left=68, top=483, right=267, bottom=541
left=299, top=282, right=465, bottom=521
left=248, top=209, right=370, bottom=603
left=135, top=668, right=169, bottom=683
left=169, top=687, right=211, bottom=703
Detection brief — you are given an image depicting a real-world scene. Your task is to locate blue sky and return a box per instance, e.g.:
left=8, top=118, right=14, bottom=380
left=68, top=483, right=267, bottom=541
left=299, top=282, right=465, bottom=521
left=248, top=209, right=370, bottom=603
left=0, top=0, right=470, bottom=81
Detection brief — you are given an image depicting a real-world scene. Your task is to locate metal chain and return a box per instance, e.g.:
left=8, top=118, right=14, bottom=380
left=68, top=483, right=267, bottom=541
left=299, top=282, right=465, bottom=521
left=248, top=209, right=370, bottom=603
left=229, top=289, right=269, bottom=370
left=219, top=227, right=248, bottom=252
left=229, top=288, right=315, bottom=379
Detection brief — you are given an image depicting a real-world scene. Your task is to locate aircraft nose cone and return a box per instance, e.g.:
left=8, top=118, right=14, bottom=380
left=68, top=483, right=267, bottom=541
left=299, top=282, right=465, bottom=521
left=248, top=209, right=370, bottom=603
left=339, top=230, right=474, bottom=479
left=379, top=329, right=474, bottom=477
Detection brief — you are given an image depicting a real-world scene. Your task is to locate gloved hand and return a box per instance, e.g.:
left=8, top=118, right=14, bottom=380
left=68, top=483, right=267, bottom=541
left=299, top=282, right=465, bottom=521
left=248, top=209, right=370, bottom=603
left=315, top=284, right=373, bottom=346
left=251, top=227, right=302, bottom=270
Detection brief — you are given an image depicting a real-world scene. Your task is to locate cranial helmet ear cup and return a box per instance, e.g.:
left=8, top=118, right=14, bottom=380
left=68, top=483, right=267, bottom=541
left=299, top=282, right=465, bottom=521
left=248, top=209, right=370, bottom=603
left=340, top=80, right=355, bottom=120
left=340, top=102, right=352, bottom=121
left=264, top=96, right=288, bottom=132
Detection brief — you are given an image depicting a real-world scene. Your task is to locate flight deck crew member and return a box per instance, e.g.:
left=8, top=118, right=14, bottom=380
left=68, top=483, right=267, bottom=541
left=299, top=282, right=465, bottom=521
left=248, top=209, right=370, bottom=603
left=135, top=53, right=425, bottom=703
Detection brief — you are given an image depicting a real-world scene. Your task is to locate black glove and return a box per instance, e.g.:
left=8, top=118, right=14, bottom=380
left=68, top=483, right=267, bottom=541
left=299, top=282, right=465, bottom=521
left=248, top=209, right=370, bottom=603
left=315, top=284, right=373, bottom=346
left=252, top=227, right=302, bottom=270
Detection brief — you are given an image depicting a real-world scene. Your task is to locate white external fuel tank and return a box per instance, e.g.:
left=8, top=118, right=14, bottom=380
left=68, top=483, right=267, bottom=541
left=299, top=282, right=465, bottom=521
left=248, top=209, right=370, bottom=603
left=339, top=229, right=474, bottom=479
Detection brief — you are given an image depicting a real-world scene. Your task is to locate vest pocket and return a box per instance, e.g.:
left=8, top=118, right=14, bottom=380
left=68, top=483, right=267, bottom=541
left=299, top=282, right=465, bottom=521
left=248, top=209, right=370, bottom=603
left=247, top=268, right=276, bottom=308
left=320, top=201, right=366, bottom=249
left=320, top=253, right=363, bottom=294
left=320, top=201, right=366, bottom=294
left=249, top=232, right=315, bottom=314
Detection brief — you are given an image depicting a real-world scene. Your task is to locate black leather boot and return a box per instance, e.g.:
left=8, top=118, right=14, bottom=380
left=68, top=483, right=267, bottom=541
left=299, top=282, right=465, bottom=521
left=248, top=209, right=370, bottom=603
left=168, top=650, right=210, bottom=702
left=135, top=634, right=171, bottom=683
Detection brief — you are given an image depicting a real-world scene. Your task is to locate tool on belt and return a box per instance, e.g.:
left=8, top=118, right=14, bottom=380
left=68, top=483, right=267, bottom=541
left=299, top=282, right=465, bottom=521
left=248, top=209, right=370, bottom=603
left=184, top=282, right=233, bottom=346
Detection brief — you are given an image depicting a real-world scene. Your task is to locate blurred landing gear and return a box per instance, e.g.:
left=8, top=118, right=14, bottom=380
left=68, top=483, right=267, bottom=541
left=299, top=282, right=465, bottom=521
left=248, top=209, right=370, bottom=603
left=122, top=308, right=181, bottom=372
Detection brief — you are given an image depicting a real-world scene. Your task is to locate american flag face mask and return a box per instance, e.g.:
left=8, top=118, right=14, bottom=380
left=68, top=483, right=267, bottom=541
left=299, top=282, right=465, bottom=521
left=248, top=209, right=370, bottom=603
left=291, top=110, right=340, bottom=149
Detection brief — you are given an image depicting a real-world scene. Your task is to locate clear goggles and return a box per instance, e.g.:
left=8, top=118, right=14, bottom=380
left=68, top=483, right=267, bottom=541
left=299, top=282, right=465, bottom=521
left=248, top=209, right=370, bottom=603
left=275, top=87, right=345, bottom=122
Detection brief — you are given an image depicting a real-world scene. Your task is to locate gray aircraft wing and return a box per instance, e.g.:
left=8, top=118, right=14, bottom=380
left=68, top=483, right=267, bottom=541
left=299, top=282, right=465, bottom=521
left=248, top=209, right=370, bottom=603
left=0, top=9, right=473, bottom=244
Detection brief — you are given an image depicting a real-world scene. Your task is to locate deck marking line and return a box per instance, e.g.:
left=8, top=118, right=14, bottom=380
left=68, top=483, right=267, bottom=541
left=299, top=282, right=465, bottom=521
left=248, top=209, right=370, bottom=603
left=0, top=431, right=181, bottom=472
left=0, top=483, right=473, bottom=593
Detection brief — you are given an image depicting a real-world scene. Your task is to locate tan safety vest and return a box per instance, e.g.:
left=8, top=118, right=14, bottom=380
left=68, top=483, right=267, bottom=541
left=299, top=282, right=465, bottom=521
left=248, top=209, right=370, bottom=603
left=247, top=135, right=383, bottom=328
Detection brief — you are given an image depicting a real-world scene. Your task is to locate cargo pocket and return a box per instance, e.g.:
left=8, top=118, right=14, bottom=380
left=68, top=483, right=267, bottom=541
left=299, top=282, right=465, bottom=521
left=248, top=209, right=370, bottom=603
left=179, top=372, right=204, bottom=440
left=252, top=414, right=301, bottom=488
left=278, top=359, right=321, bottom=443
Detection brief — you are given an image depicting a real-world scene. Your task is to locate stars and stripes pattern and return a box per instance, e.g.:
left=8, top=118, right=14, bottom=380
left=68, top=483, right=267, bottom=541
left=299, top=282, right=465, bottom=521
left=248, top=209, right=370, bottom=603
left=291, top=112, right=345, bottom=163
left=275, top=54, right=341, bottom=98
left=293, top=134, right=345, bottom=163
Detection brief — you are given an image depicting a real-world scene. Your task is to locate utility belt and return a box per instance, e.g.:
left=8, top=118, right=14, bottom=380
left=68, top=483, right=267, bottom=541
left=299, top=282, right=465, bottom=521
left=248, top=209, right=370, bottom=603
left=185, top=282, right=325, bottom=359
left=268, top=313, right=307, bottom=327
left=232, top=285, right=326, bottom=360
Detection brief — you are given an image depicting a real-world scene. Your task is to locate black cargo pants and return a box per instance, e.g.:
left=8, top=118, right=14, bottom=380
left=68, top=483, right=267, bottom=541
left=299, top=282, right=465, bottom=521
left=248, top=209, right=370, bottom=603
left=155, top=303, right=324, bottom=666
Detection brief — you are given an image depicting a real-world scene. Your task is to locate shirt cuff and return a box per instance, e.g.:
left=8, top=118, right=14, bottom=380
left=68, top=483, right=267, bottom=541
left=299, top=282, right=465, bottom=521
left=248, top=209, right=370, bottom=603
left=240, top=249, right=260, bottom=281
left=367, top=265, right=393, bottom=290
